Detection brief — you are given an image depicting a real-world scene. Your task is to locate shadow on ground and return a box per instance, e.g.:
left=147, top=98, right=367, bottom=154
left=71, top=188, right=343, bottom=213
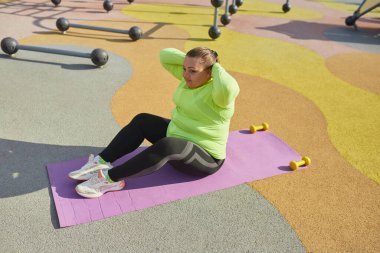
left=0, top=138, right=103, bottom=198
left=258, top=19, right=380, bottom=45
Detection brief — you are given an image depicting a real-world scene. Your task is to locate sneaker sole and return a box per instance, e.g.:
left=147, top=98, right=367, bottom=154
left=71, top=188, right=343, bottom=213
left=75, top=185, right=125, bottom=199
left=68, top=164, right=110, bottom=181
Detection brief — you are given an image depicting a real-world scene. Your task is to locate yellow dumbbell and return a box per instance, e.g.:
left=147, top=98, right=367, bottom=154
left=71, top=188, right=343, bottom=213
left=249, top=122, right=269, bottom=133
left=289, top=156, right=311, bottom=171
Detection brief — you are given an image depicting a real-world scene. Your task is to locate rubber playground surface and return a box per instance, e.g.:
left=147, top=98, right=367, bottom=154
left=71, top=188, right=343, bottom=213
left=0, top=0, right=379, bottom=252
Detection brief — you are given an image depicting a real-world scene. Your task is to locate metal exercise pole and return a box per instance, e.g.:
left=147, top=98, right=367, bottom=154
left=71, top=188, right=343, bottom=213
left=17, top=45, right=91, bottom=58
left=224, top=0, right=229, bottom=15
left=213, top=4, right=219, bottom=27
left=70, top=23, right=130, bottom=35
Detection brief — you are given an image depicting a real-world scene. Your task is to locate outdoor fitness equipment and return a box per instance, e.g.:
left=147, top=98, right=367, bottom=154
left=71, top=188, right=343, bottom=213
left=103, top=0, right=114, bottom=12
left=221, top=0, right=232, bottom=25
left=56, top=17, right=143, bottom=41
left=51, top=0, right=133, bottom=12
left=52, top=0, right=113, bottom=12
left=229, top=0, right=238, bottom=15
left=209, top=0, right=224, bottom=39
left=104, top=0, right=134, bottom=11
left=51, top=0, right=61, bottom=6
left=0, top=37, right=109, bottom=67
left=221, top=0, right=245, bottom=25
left=345, top=0, right=380, bottom=27
left=282, top=0, right=291, bottom=13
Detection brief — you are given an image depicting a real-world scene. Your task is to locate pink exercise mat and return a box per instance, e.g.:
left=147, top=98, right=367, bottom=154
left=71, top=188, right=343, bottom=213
left=46, top=130, right=307, bottom=228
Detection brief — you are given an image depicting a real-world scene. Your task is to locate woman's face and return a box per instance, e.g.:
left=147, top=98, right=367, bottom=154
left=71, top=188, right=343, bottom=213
left=183, top=56, right=212, bottom=89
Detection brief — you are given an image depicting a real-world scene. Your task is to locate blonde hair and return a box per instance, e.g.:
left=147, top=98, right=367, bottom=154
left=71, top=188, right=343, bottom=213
left=186, top=47, right=219, bottom=68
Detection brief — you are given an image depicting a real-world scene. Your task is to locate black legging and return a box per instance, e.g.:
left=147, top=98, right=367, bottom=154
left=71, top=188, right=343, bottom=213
left=99, top=113, right=224, bottom=181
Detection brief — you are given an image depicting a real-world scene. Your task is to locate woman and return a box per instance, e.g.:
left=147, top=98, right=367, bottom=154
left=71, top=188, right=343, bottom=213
left=71, top=47, right=240, bottom=198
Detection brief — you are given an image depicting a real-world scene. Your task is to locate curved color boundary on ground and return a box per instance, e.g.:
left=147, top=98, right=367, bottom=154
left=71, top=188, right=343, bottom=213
left=117, top=2, right=380, bottom=252
left=326, top=52, right=380, bottom=95
left=1, top=0, right=379, bottom=252
left=6, top=9, right=307, bottom=251
left=121, top=1, right=380, bottom=183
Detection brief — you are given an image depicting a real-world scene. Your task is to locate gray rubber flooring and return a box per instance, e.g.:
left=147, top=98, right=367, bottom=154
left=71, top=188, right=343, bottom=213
left=324, top=26, right=380, bottom=53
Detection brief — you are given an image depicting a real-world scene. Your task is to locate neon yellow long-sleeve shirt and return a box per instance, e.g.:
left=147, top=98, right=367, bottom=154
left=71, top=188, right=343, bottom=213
left=160, top=48, right=239, bottom=159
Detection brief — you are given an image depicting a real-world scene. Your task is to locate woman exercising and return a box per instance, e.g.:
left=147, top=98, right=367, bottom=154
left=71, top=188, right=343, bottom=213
left=70, top=47, right=240, bottom=198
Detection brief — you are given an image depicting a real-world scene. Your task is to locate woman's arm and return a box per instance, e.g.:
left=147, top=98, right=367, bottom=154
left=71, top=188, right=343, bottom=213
left=160, top=48, right=186, bottom=80
left=211, top=63, right=240, bottom=108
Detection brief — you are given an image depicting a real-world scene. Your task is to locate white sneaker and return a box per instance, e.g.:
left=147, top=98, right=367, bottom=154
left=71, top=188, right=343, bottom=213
left=75, top=170, right=125, bottom=198
left=69, top=154, right=112, bottom=181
